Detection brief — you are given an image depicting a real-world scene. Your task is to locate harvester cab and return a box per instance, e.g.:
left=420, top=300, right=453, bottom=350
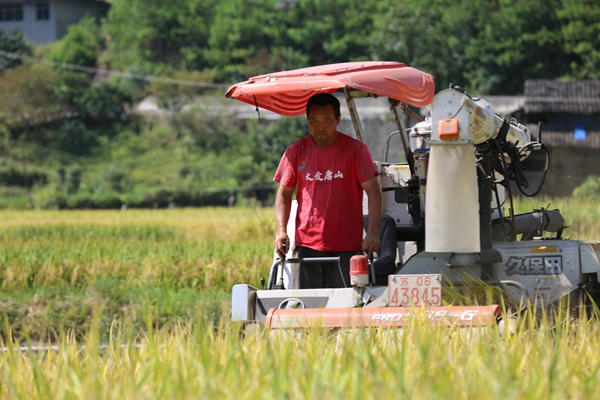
left=226, top=62, right=600, bottom=330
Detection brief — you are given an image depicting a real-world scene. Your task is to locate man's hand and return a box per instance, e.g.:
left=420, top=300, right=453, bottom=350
left=362, top=231, right=381, bottom=259
left=274, top=231, right=290, bottom=260
left=274, top=184, right=294, bottom=260
left=361, top=176, right=382, bottom=259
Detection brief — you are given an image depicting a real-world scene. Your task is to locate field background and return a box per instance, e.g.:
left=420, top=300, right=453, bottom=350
left=0, top=197, right=599, bottom=398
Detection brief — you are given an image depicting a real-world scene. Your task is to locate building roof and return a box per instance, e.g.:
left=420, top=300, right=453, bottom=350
left=524, top=80, right=600, bottom=115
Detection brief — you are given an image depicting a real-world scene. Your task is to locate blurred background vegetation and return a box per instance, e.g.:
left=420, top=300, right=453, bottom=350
left=1, top=0, right=599, bottom=209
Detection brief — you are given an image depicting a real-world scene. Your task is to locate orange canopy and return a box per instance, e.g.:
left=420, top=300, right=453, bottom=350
left=225, top=61, right=435, bottom=117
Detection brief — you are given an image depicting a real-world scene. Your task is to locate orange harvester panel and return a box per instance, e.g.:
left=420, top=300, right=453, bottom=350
left=265, top=305, right=500, bottom=329
left=225, top=61, right=435, bottom=116
left=438, top=119, right=460, bottom=140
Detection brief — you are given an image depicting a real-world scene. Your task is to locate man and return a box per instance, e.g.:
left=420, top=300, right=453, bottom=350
left=273, top=93, right=382, bottom=289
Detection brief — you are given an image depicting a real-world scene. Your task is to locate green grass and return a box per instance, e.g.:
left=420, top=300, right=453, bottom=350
left=512, top=196, right=600, bottom=240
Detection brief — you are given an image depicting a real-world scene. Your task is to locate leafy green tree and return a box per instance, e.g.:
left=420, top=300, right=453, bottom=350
left=104, top=0, right=217, bottom=73
left=288, top=0, right=382, bottom=66
left=245, top=117, right=307, bottom=173
left=205, top=0, right=384, bottom=81
left=0, top=64, right=61, bottom=128
left=52, top=72, right=136, bottom=129
left=0, top=28, right=31, bottom=73
left=372, top=0, right=580, bottom=95
left=370, top=0, right=463, bottom=91
left=558, top=0, right=600, bottom=79
left=78, top=80, right=136, bottom=122
left=204, top=0, right=286, bottom=82
left=46, top=16, right=103, bottom=68
left=462, top=0, right=567, bottom=94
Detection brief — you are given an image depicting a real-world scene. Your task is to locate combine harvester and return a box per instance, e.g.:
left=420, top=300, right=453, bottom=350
left=226, top=62, right=600, bottom=331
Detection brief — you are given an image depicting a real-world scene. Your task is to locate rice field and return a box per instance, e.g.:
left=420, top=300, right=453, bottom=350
left=0, top=208, right=275, bottom=341
left=0, top=208, right=275, bottom=290
left=2, top=310, right=600, bottom=399
left=0, top=198, right=599, bottom=399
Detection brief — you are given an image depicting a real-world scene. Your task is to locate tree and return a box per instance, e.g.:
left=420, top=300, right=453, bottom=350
left=104, top=0, right=217, bottom=74
left=288, top=0, right=382, bottom=67
left=0, top=64, right=61, bottom=129
left=46, top=16, right=104, bottom=68
left=462, top=0, right=568, bottom=94
left=371, top=0, right=578, bottom=95
left=0, top=28, right=32, bottom=73
left=245, top=116, right=307, bottom=174
left=558, top=0, right=600, bottom=79
left=204, top=0, right=287, bottom=82
left=370, top=0, right=464, bottom=91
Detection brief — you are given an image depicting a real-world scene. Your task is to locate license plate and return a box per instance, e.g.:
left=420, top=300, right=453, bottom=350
left=388, top=274, right=442, bottom=306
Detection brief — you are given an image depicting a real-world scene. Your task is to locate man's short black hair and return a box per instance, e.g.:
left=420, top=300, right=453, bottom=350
left=306, top=93, right=341, bottom=119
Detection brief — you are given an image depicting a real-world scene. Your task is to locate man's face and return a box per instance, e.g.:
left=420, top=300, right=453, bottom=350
left=307, top=104, right=341, bottom=147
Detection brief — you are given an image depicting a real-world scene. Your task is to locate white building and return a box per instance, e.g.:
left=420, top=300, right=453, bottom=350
left=0, top=0, right=108, bottom=44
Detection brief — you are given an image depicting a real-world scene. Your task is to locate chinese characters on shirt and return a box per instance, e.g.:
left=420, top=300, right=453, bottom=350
left=305, top=170, right=344, bottom=181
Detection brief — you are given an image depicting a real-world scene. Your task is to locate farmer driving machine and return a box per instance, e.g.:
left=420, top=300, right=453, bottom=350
left=226, top=62, right=600, bottom=330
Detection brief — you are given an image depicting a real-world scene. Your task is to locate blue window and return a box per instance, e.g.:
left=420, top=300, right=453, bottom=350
left=0, top=4, right=24, bottom=21
left=37, top=2, right=50, bottom=21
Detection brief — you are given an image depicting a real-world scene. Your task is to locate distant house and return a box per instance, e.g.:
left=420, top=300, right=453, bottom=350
left=524, top=80, right=600, bottom=121
left=0, top=0, right=109, bottom=44
left=516, top=80, right=600, bottom=196
left=522, top=80, right=600, bottom=146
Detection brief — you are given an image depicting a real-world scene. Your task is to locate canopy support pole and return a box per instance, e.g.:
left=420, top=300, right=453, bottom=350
left=389, top=98, right=415, bottom=175
left=343, top=87, right=364, bottom=142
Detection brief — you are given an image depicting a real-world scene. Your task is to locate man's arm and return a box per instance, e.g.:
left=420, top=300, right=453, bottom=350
left=361, top=176, right=382, bottom=258
left=274, top=184, right=294, bottom=259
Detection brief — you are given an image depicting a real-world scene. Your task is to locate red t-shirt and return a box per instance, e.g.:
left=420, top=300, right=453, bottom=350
left=274, top=133, right=378, bottom=251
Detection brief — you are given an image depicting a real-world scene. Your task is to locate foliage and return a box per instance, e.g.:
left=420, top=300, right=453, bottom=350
left=245, top=116, right=308, bottom=174
left=99, top=0, right=600, bottom=91
left=148, top=70, right=215, bottom=112
left=0, top=108, right=307, bottom=210
left=573, top=174, right=600, bottom=199
left=203, top=0, right=286, bottom=81
left=0, top=62, right=136, bottom=155
left=197, top=0, right=386, bottom=81
left=105, top=0, right=218, bottom=73
left=558, top=0, right=600, bottom=79
left=0, top=166, right=48, bottom=188
left=372, top=0, right=574, bottom=94
left=371, top=0, right=461, bottom=91
left=3, top=0, right=600, bottom=207
left=46, top=16, right=104, bottom=68
left=289, top=0, right=384, bottom=66
left=463, top=0, right=569, bottom=95
left=0, top=63, right=62, bottom=129
left=0, top=28, right=31, bottom=73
